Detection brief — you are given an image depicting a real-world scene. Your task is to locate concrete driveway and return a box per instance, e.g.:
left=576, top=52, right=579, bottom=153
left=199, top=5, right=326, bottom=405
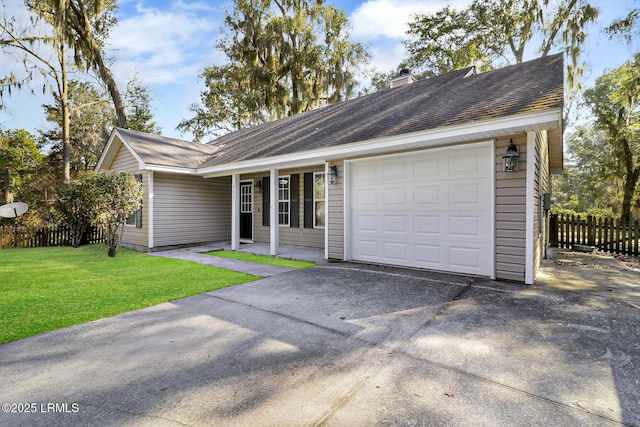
left=1, top=263, right=638, bottom=426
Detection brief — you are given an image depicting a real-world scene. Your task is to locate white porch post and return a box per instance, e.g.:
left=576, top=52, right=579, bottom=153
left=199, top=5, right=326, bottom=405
left=324, top=162, right=329, bottom=260
left=147, top=171, right=154, bottom=250
left=270, top=169, right=279, bottom=256
left=231, top=173, right=240, bottom=251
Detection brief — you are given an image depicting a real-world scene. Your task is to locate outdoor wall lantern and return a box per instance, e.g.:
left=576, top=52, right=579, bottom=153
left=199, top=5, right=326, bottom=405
left=329, top=163, right=338, bottom=185
left=502, top=139, right=520, bottom=172
left=254, top=179, right=262, bottom=194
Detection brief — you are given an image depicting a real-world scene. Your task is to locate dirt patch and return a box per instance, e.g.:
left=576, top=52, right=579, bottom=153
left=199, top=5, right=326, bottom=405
left=553, top=250, right=640, bottom=272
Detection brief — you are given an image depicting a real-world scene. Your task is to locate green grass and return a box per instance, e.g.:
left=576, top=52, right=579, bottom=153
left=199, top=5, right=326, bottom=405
left=0, top=244, right=258, bottom=344
left=203, top=250, right=316, bottom=270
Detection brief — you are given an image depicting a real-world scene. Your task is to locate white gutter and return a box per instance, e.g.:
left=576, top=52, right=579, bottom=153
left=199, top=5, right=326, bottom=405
left=145, top=164, right=199, bottom=175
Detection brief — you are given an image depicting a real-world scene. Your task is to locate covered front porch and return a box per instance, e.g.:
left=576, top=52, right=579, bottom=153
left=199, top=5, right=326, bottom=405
left=222, top=163, right=339, bottom=260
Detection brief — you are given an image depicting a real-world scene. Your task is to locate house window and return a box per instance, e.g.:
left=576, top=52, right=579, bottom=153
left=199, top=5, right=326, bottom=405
left=125, top=215, right=137, bottom=227
left=125, top=174, right=143, bottom=228
left=278, top=175, right=290, bottom=225
left=314, top=172, right=325, bottom=228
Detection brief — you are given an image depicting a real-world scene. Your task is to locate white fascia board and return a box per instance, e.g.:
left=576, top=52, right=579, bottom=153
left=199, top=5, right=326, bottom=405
left=198, top=109, right=562, bottom=178
left=145, top=164, right=199, bottom=175
left=95, top=130, right=121, bottom=170
left=95, top=129, right=147, bottom=171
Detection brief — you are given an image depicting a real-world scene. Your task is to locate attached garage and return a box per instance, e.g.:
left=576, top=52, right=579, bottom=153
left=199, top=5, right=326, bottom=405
left=348, top=143, right=494, bottom=277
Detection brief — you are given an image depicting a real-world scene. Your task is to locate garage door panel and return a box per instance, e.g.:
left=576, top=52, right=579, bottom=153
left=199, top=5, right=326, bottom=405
left=384, top=242, right=407, bottom=260
left=414, top=158, right=440, bottom=177
left=448, top=152, right=485, bottom=176
left=383, top=188, right=407, bottom=205
left=415, top=244, right=441, bottom=264
left=414, top=216, right=441, bottom=235
left=350, top=145, right=492, bottom=277
left=355, top=240, right=378, bottom=258
left=354, top=189, right=377, bottom=205
left=383, top=161, right=407, bottom=180
left=352, top=165, right=376, bottom=183
left=414, top=186, right=440, bottom=204
left=449, top=183, right=481, bottom=204
left=449, top=216, right=480, bottom=237
left=354, top=214, right=377, bottom=232
left=383, top=215, right=407, bottom=233
left=450, top=247, right=480, bottom=268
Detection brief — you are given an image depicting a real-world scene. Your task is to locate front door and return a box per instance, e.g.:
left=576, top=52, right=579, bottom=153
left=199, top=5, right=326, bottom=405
left=240, top=182, right=253, bottom=241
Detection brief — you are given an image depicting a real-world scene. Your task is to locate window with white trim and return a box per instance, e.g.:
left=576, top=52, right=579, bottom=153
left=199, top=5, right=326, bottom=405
left=278, top=175, right=290, bottom=225
left=313, top=172, right=325, bottom=227
left=125, top=215, right=137, bottom=226
left=125, top=174, right=142, bottom=227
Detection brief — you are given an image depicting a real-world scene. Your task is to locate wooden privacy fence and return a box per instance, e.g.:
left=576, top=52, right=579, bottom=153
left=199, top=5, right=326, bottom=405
left=0, top=225, right=104, bottom=249
left=550, top=214, right=640, bottom=256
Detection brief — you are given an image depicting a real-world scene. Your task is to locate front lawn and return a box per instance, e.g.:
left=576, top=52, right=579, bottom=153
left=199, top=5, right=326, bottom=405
left=204, top=250, right=316, bottom=269
left=0, top=244, right=258, bottom=344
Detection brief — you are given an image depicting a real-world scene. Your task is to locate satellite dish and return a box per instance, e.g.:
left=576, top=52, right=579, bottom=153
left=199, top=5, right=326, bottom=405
left=0, top=202, right=28, bottom=218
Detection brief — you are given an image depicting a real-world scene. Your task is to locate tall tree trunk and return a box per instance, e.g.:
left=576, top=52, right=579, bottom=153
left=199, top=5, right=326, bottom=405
left=620, top=137, right=639, bottom=222
left=61, top=50, right=71, bottom=184
left=3, top=167, right=12, bottom=204
left=69, top=1, right=127, bottom=128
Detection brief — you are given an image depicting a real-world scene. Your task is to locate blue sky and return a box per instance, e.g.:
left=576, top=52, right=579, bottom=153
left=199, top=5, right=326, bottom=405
left=1, top=0, right=639, bottom=141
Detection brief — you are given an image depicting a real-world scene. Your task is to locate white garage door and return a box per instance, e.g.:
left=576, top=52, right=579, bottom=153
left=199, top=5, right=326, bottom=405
left=349, top=144, right=493, bottom=276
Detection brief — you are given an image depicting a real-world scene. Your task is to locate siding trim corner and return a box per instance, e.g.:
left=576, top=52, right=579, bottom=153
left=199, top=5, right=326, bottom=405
left=525, top=131, right=536, bottom=284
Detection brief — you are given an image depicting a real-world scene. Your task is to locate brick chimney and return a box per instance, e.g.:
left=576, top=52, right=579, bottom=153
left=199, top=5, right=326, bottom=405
left=390, top=69, right=417, bottom=88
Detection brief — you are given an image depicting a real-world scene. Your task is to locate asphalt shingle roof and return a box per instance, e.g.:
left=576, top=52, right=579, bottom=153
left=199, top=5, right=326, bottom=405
left=199, top=53, right=563, bottom=168
left=114, top=54, right=563, bottom=170
left=115, top=128, right=217, bottom=168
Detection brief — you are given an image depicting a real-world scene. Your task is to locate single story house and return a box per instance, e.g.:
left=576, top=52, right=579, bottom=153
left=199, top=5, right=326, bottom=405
left=96, top=54, right=564, bottom=284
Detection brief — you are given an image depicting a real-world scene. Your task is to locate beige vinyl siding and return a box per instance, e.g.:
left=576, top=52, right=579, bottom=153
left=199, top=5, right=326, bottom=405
left=533, top=130, right=550, bottom=278
left=153, top=173, right=231, bottom=247
left=109, top=142, right=148, bottom=249
left=247, top=167, right=325, bottom=249
left=327, top=161, right=344, bottom=259
left=495, top=135, right=527, bottom=282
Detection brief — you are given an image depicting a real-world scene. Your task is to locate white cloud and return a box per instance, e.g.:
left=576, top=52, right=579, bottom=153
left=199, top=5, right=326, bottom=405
left=349, top=0, right=472, bottom=41
left=349, top=0, right=474, bottom=72
left=108, top=1, right=226, bottom=84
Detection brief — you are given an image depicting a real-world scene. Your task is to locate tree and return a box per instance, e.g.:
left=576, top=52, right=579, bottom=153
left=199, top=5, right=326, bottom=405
left=405, top=5, right=497, bottom=78
left=405, top=0, right=599, bottom=85
left=88, top=170, right=143, bottom=257
left=178, top=0, right=369, bottom=141
left=551, top=124, right=620, bottom=215
left=0, top=129, right=44, bottom=205
left=0, top=129, right=54, bottom=227
left=1, top=0, right=124, bottom=183
left=125, top=81, right=161, bottom=134
left=606, top=7, right=639, bottom=42
left=29, top=0, right=127, bottom=128
left=52, top=176, right=97, bottom=247
left=42, top=81, right=115, bottom=174
left=584, top=54, right=640, bottom=222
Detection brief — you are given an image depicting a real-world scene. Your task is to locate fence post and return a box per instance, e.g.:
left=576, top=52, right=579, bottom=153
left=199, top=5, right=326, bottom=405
left=634, top=218, right=639, bottom=256
left=550, top=214, right=558, bottom=247
left=614, top=219, right=620, bottom=254
left=597, top=217, right=602, bottom=251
